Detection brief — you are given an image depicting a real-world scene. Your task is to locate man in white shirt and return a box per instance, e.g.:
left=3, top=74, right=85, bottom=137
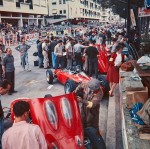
left=2, top=100, right=47, bottom=149
left=65, top=38, right=73, bottom=69
left=54, top=40, right=64, bottom=69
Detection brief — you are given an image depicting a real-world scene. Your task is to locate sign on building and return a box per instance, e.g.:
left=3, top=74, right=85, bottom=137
left=138, top=7, right=150, bottom=17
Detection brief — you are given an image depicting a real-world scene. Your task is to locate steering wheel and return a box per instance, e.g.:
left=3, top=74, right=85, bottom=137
left=69, top=66, right=77, bottom=74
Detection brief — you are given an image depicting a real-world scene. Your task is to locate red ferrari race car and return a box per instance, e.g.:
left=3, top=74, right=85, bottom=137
left=10, top=93, right=85, bottom=149
left=46, top=44, right=110, bottom=94
left=46, top=65, right=109, bottom=94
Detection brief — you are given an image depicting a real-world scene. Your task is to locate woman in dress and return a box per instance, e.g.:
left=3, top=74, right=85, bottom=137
left=106, top=43, right=125, bottom=97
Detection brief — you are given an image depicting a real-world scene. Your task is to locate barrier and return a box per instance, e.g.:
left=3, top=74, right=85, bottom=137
left=0, top=32, right=39, bottom=47
left=24, top=33, right=39, bottom=44
left=64, top=29, right=68, bottom=35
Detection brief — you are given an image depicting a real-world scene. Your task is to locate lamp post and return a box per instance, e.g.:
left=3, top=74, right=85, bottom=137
left=123, top=8, right=127, bottom=27
left=117, top=0, right=130, bottom=36
left=127, top=0, right=131, bottom=37
left=68, top=1, right=69, bottom=25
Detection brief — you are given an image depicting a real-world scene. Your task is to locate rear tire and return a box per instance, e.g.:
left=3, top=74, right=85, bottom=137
left=129, top=43, right=139, bottom=60
left=98, top=75, right=109, bottom=92
left=64, top=79, right=78, bottom=94
left=46, top=69, right=53, bottom=84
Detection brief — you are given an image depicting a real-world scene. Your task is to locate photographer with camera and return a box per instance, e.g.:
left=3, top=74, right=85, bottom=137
left=75, top=78, right=106, bottom=149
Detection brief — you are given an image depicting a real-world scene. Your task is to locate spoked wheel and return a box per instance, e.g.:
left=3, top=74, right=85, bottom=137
left=64, top=79, right=78, bottom=94
left=46, top=69, right=53, bottom=84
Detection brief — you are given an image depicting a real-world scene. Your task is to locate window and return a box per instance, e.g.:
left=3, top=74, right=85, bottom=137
left=52, top=2, right=56, bottom=5
left=60, top=10, right=62, bottom=14
left=52, top=9, right=57, bottom=14
left=59, top=0, right=62, bottom=4
left=63, top=10, right=66, bottom=14
left=63, top=0, right=66, bottom=4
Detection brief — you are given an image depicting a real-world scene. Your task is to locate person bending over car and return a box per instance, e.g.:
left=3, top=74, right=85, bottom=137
left=75, top=78, right=106, bottom=149
left=2, top=100, right=47, bottom=149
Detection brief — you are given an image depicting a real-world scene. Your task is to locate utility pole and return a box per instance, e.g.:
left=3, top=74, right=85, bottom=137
left=127, top=0, right=131, bottom=37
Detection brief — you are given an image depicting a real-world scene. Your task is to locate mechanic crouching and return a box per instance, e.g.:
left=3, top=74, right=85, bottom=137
left=75, top=78, right=106, bottom=149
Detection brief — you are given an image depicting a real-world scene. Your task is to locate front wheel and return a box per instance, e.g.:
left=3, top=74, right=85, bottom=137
left=46, top=69, right=53, bottom=84
left=64, top=79, right=78, bottom=94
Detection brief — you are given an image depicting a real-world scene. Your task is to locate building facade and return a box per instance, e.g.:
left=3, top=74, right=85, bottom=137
left=0, top=0, right=48, bottom=27
left=48, top=0, right=111, bottom=24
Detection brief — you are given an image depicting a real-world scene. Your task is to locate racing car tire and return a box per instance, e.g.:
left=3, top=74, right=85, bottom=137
left=64, top=79, right=78, bottom=94
left=46, top=69, right=53, bottom=84
left=98, top=75, right=109, bottom=92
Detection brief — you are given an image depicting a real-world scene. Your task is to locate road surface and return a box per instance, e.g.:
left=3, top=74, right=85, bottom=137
left=2, top=43, right=64, bottom=108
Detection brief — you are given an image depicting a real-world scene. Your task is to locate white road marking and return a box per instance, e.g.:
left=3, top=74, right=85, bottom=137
left=25, top=79, right=46, bottom=86
left=47, top=85, right=53, bottom=90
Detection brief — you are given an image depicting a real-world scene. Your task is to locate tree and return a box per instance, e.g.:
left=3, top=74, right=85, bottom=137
left=100, top=0, right=144, bottom=19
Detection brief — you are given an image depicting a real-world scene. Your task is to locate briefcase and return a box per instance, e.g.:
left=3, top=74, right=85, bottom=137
left=34, top=60, right=39, bottom=66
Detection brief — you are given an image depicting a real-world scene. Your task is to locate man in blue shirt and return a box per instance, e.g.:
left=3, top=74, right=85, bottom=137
left=2, top=48, right=17, bottom=95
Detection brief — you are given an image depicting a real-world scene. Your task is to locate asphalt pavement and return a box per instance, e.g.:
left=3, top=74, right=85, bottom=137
left=1, top=43, right=64, bottom=108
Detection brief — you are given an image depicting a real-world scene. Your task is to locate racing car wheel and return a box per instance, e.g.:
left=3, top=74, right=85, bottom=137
left=46, top=69, right=53, bottom=84
left=64, top=79, right=78, bottom=94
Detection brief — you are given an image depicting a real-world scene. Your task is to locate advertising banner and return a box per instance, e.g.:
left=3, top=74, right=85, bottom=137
left=138, top=7, right=150, bottom=17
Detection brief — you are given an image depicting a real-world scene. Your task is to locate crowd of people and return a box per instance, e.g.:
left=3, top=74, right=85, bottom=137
left=0, top=21, right=142, bottom=149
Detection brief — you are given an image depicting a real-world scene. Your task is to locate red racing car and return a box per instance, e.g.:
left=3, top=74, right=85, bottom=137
left=46, top=66, right=109, bottom=94
left=10, top=93, right=85, bottom=149
left=46, top=44, right=110, bottom=94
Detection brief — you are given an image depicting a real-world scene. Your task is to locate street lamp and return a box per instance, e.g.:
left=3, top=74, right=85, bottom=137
left=127, top=0, right=131, bottom=37
left=123, top=8, right=127, bottom=27
left=117, top=0, right=130, bottom=36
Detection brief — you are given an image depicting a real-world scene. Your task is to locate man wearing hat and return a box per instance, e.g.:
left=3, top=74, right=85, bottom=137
left=75, top=78, right=106, bottom=149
